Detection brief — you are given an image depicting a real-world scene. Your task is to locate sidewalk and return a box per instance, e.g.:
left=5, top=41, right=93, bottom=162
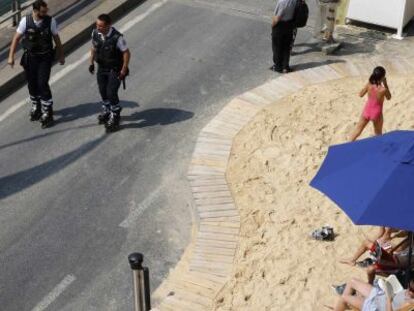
left=0, top=0, right=81, bottom=54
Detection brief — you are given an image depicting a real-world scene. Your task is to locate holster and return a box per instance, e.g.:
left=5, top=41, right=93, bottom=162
left=20, top=51, right=28, bottom=68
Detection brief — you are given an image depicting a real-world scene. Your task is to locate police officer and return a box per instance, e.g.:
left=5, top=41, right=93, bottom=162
left=89, top=14, right=130, bottom=132
left=8, top=0, right=65, bottom=128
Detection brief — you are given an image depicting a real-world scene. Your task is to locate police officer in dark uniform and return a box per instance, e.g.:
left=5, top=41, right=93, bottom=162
left=89, top=14, right=130, bottom=132
left=8, top=0, right=65, bottom=128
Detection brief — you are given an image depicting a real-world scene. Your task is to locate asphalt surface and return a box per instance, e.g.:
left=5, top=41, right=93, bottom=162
left=0, top=0, right=322, bottom=310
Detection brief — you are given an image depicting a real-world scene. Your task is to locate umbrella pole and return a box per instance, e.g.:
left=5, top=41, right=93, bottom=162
left=406, top=231, right=414, bottom=287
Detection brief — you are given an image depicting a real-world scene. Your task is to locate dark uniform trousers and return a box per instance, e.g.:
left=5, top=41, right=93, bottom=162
left=97, top=67, right=121, bottom=110
left=272, top=21, right=294, bottom=71
left=21, top=51, right=53, bottom=106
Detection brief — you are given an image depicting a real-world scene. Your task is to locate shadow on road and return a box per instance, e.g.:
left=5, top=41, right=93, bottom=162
left=292, top=59, right=345, bottom=71
left=121, top=108, right=194, bottom=129
left=0, top=100, right=139, bottom=151
left=0, top=107, right=192, bottom=198
left=0, top=124, right=96, bottom=151
left=0, top=135, right=106, bottom=200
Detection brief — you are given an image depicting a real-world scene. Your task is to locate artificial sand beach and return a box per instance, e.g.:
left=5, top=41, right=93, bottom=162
left=212, top=75, right=414, bottom=310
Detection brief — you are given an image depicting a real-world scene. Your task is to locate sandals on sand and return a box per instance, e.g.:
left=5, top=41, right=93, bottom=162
left=331, top=283, right=346, bottom=295
left=356, top=257, right=375, bottom=268
left=311, top=226, right=335, bottom=241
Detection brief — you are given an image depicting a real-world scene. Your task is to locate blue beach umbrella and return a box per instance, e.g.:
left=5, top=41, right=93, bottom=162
left=311, top=130, right=414, bottom=231
left=310, top=130, right=414, bottom=284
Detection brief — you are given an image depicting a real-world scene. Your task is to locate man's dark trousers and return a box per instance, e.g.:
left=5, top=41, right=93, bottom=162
left=272, top=21, right=294, bottom=72
left=97, top=68, right=121, bottom=109
left=22, top=52, right=53, bottom=105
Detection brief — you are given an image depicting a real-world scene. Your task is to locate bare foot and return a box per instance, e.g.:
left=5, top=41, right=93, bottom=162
left=339, top=259, right=356, bottom=266
left=323, top=305, right=334, bottom=310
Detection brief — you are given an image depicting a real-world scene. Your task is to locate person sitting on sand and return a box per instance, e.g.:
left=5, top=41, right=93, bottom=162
left=349, top=66, right=392, bottom=142
left=341, top=228, right=399, bottom=264
left=341, top=233, right=411, bottom=284
left=365, top=244, right=414, bottom=286
left=326, top=277, right=414, bottom=311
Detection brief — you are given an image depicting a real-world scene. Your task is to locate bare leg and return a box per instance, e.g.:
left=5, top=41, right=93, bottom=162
left=376, top=227, right=394, bottom=247
left=347, top=278, right=373, bottom=298
left=334, top=278, right=371, bottom=311
left=324, top=3, right=338, bottom=42
left=314, top=1, right=327, bottom=37
left=350, top=115, right=369, bottom=141
left=373, top=114, right=384, bottom=136
left=366, top=265, right=376, bottom=284
left=340, top=240, right=373, bottom=266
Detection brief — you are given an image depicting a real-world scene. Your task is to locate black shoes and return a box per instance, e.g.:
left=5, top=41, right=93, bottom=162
left=270, top=65, right=282, bottom=73
left=40, top=107, right=54, bottom=129
left=97, top=103, right=111, bottom=124
left=29, top=103, right=42, bottom=121
left=99, top=105, right=122, bottom=133
left=97, top=110, right=111, bottom=124
left=105, top=111, right=121, bottom=133
left=270, top=65, right=293, bottom=74
left=29, top=101, right=53, bottom=128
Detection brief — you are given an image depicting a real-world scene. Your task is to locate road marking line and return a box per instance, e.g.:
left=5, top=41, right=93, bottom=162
left=0, top=0, right=168, bottom=124
left=119, top=185, right=162, bottom=228
left=119, top=0, right=168, bottom=33
left=31, top=274, right=76, bottom=311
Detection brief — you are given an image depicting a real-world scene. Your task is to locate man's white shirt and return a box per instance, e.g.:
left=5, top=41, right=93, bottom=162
left=93, top=27, right=128, bottom=52
left=16, top=16, right=59, bottom=35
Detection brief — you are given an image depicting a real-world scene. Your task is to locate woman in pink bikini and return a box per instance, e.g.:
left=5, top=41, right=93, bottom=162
left=350, top=66, right=392, bottom=142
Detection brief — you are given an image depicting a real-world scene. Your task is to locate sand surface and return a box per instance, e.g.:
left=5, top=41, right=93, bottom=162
left=213, top=75, right=414, bottom=310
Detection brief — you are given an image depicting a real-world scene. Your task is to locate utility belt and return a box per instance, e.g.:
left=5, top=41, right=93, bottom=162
left=20, top=49, right=54, bottom=67
left=97, top=66, right=130, bottom=89
left=97, top=65, right=121, bottom=72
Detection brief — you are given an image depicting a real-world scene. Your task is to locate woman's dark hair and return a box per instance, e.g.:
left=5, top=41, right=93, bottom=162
left=369, top=66, right=386, bottom=86
left=33, top=0, right=47, bottom=10
left=98, top=14, right=112, bottom=25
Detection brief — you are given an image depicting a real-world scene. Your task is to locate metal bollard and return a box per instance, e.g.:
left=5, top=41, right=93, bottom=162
left=128, top=253, right=151, bottom=311
left=16, top=0, right=22, bottom=26
left=11, top=0, right=18, bottom=26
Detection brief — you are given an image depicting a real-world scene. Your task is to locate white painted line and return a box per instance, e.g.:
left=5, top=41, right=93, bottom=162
left=0, top=0, right=168, bottom=124
left=119, top=0, right=168, bottom=33
left=119, top=186, right=162, bottom=228
left=31, top=274, right=76, bottom=311
left=49, top=54, right=90, bottom=85
left=0, top=99, right=26, bottom=122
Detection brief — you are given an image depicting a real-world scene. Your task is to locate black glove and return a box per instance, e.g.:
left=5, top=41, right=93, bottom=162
left=89, top=64, right=95, bottom=74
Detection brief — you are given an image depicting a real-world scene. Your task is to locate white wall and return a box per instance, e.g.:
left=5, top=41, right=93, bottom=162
left=347, top=0, right=414, bottom=38
left=347, top=0, right=403, bottom=29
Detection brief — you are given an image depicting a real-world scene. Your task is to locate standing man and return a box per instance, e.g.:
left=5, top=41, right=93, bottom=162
left=89, top=14, right=130, bottom=132
left=314, top=0, right=327, bottom=38
left=271, top=0, right=297, bottom=73
left=318, top=0, right=340, bottom=43
left=8, top=0, right=65, bottom=128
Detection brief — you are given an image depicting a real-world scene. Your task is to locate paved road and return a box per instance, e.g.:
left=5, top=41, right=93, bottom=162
left=0, top=0, right=322, bottom=309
